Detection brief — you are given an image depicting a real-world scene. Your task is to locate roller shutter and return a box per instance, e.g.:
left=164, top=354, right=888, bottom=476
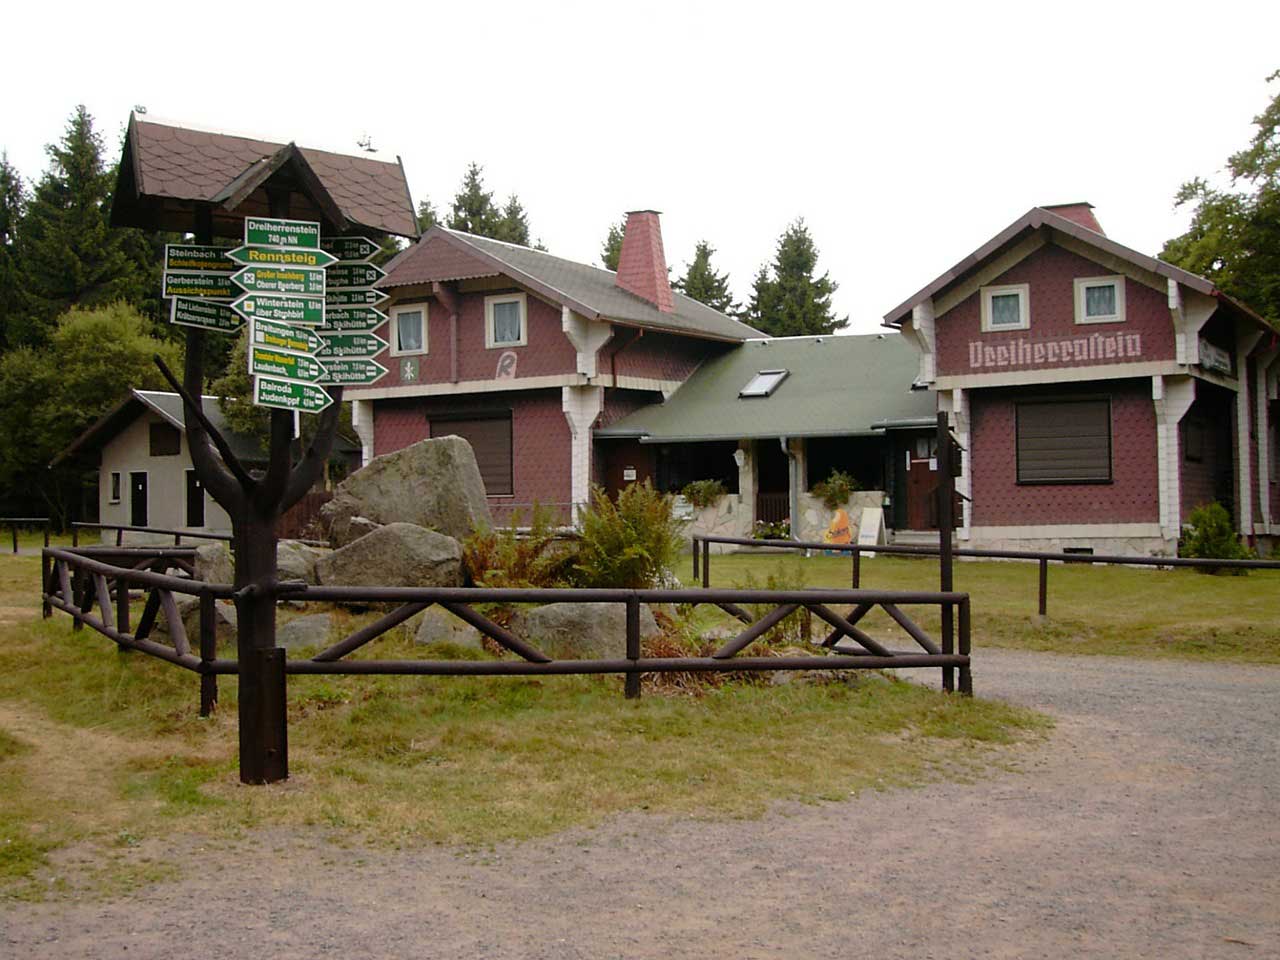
left=1016, top=399, right=1111, bottom=484
left=430, top=414, right=513, bottom=496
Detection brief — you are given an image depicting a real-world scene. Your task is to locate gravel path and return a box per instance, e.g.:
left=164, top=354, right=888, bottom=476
left=2, top=650, right=1277, bottom=959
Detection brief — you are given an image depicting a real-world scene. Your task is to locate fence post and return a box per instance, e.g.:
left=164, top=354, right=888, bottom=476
left=692, top=536, right=700, bottom=582
left=702, top=540, right=710, bottom=589
left=43, top=521, right=49, bottom=549
left=625, top=595, right=641, bottom=700
left=10, top=523, right=16, bottom=555
left=199, top=593, right=218, bottom=717
left=41, top=552, right=52, bottom=618
left=72, top=526, right=80, bottom=548
left=852, top=547, right=861, bottom=589
left=72, top=568, right=89, bottom=631
left=1038, top=557, right=1048, bottom=617
left=958, top=597, right=973, bottom=696
left=116, top=575, right=130, bottom=636
left=937, top=411, right=955, bottom=693
left=116, top=528, right=123, bottom=547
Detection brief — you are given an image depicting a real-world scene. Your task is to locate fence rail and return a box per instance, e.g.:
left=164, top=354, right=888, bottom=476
left=40, top=545, right=973, bottom=724
left=691, top=534, right=1280, bottom=617
left=0, top=516, right=50, bottom=553
left=72, top=522, right=234, bottom=547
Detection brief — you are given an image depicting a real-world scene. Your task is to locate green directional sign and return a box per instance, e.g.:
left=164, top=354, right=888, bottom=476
left=326, top=288, right=388, bottom=307
left=321, top=305, right=387, bottom=332
left=227, top=245, right=338, bottom=269
left=232, top=265, right=326, bottom=297
left=321, top=236, right=380, bottom=262
left=326, top=263, right=387, bottom=289
left=170, top=296, right=244, bottom=333
left=251, top=318, right=324, bottom=356
left=244, top=217, right=321, bottom=250
left=317, top=331, right=388, bottom=359
left=254, top=376, right=332, bottom=413
left=248, top=345, right=328, bottom=383
left=319, top=358, right=388, bottom=386
left=164, top=244, right=234, bottom=273
left=163, top=271, right=237, bottom=300
left=233, top=293, right=325, bottom=326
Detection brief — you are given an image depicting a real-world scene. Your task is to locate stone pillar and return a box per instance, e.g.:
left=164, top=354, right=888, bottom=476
left=939, top=388, right=971, bottom=540
left=351, top=399, right=375, bottom=467
left=562, top=385, right=604, bottom=514
left=1152, top=375, right=1195, bottom=540
left=1257, top=349, right=1280, bottom=528
left=1235, top=325, right=1265, bottom=537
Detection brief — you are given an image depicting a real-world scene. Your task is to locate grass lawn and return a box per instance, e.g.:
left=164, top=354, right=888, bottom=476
left=685, top=550, right=1280, bottom=663
left=0, top=552, right=1046, bottom=900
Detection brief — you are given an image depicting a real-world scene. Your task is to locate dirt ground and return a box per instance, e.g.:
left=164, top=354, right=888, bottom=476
left=1, top=649, right=1277, bottom=959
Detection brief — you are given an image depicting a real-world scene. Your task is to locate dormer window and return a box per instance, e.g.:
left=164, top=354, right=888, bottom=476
left=980, top=283, right=1030, bottom=332
left=1074, top=276, right=1126, bottom=324
left=740, top=369, right=788, bottom=398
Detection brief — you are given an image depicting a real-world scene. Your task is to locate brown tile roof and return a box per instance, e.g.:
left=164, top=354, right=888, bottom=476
left=116, top=116, right=417, bottom=238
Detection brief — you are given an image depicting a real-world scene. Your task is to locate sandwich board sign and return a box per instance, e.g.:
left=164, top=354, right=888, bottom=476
left=856, top=506, right=887, bottom=558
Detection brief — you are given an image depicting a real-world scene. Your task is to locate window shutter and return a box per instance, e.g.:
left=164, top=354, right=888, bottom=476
left=1016, top=400, right=1111, bottom=483
left=430, top=415, right=513, bottom=496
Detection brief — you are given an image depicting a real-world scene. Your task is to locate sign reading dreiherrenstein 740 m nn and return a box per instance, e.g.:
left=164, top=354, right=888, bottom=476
left=244, top=217, right=321, bottom=250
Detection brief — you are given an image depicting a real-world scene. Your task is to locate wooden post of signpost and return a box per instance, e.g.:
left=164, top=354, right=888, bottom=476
left=936, top=411, right=955, bottom=693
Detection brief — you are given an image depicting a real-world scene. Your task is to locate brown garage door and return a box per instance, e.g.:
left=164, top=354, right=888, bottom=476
left=430, top=414, right=513, bottom=496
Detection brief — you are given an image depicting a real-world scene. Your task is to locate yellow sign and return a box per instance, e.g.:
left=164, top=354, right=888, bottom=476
left=823, top=508, right=852, bottom=545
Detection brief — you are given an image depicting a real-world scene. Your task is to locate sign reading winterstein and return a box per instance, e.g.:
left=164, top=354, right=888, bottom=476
left=232, top=265, right=326, bottom=297
left=171, top=296, right=244, bottom=333
left=244, top=217, right=321, bottom=250
left=248, top=345, right=328, bottom=383
left=321, top=236, right=379, bottom=262
left=321, top=305, right=387, bottom=332
left=164, top=244, right=234, bottom=273
left=233, top=293, right=325, bottom=327
left=163, top=271, right=238, bottom=300
left=318, top=357, right=388, bottom=386
left=325, top=288, right=388, bottom=307
left=251, top=317, right=324, bottom=356
left=326, top=263, right=386, bottom=289
left=254, top=375, right=332, bottom=413
left=227, top=245, right=338, bottom=269
left=317, top=331, right=388, bottom=359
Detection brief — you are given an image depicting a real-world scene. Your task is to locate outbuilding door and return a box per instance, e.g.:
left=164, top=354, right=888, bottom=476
left=903, top=435, right=938, bottom=530
left=129, top=472, right=148, bottom=527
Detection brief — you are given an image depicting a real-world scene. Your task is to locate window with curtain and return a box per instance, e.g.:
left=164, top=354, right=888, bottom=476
left=1074, top=276, right=1125, bottom=324
left=981, top=283, right=1030, bottom=331
left=391, top=305, right=426, bottom=355
left=485, top=293, right=527, bottom=347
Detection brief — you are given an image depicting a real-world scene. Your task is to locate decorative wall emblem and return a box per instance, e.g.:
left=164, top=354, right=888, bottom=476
left=495, top=351, right=517, bottom=379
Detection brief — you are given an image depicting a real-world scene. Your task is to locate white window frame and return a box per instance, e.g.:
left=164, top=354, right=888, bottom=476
left=389, top=302, right=428, bottom=357
left=108, top=471, right=122, bottom=504
left=1074, top=275, right=1126, bottom=325
left=980, top=283, right=1030, bottom=332
left=485, top=292, right=528, bottom=349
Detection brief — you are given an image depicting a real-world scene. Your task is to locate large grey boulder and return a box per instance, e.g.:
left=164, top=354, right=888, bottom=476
left=277, top=613, right=336, bottom=652
left=512, top=602, right=660, bottom=660
left=320, top=436, right=492, bottom=544
left=194, top=543, right=234, bottom=585
left=329, top=515, right=382, bottom=549
left=412, top=607, right=484, bottom=653
left=155, top=595, right=237, bottom=649
left=315, top=522, right=464, bottom=589
left=277, top=539, right=325, bottom=584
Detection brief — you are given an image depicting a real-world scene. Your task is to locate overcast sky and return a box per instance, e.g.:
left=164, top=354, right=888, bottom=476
left=4, top=1, right=1278, bottom=333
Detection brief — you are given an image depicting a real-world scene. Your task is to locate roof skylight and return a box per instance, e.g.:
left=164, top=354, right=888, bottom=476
left=739, top=369, right=789, bottom=398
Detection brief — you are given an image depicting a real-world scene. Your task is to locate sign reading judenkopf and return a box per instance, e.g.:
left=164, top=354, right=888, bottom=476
left=254, top=376, right=333, bottom=413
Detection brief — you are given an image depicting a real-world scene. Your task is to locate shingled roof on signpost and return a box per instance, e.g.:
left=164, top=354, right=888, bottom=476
left=110, top=114, right=418, bottom=240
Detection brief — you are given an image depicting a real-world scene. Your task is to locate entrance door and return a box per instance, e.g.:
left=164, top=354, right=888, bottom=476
left=185, top=470, right=205, bottom=527
left=129, top=472, right=148, bottom=527
left=904, top=435, right=938, bottom=530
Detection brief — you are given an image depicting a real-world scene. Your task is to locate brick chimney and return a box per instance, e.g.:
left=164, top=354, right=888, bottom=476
left=1041, top=202, right=1105, bottom=236
left=615, top=210, right=674, bottom=313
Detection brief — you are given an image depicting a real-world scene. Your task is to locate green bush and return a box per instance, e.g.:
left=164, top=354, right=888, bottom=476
left=572, top=481, right=684, bottom=589
left=1180, top=502, right=1253, bottom=572
left=809, top=469, right=860, bottom=511
left=681, top=479, right=727, bottom=510
left=462, top=503, right=576, bottom=588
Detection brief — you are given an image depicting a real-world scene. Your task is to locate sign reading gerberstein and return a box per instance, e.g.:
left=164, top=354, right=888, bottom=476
left=163, top=271, right=238, bottom=300
left=244, top=217, right=321, bottom=250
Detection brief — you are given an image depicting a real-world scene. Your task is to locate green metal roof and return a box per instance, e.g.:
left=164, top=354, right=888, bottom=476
left=596, top=333, right=934, bottom=442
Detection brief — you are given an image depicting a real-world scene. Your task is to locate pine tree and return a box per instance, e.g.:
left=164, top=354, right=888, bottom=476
left=494, top=195, right=531, bottom=245
left=416, top=197, right=438, bottom=232
left=744, top=219, right=843, bottom=336
left=0, top=153, right=27, bottom=352
left=447, top=162, right=500, bottom=237
left=674, top=240, right=737, bottom=314
left=13, top=106, right=155, bottom=345
left=600, top=218, right=625, bottom=270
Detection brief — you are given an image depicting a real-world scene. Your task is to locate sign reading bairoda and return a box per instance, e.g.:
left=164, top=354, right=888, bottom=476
left=171, top=296, right=244, bottom=333
left=252, top=317, right=324, bottom=356
left=163, top=271, right=238, bottom=300
left=164, top=244, right=234, bottom=273
left=233, top=293, right=324, bottom=327
left=232, top=265, right=326, bottom=297
left=244, top=217, right=321, bottom=250
left=254, top=375, right=333, bottom=413
left=227, top=245, right=338, bottom=269
left=248, top=345, right=328, bottom=384
left=321, top=236, right=379, bottom=262
left=318, top=357, right=388, bottom=386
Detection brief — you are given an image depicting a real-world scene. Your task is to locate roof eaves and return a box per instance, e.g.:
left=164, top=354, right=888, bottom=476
left=396, top=154, right=421, bottom=241
left=49, top=393, right=144, bottom=467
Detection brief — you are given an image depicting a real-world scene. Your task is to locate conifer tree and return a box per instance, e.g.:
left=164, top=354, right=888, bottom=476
left=416, top=197, right=438, bottom=232
left=674, top=240, right=737, bottom=314
left=0, top=153, right=26, bottom=352
left=447, top=162, right=500, bottom=237
left=744, top=219, right=843, bottom=336
left=600, top=218, right=625, bottom=270
left=494, top=195, right=531, bottom=245
left=13, top=106, right=154, bottom=345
